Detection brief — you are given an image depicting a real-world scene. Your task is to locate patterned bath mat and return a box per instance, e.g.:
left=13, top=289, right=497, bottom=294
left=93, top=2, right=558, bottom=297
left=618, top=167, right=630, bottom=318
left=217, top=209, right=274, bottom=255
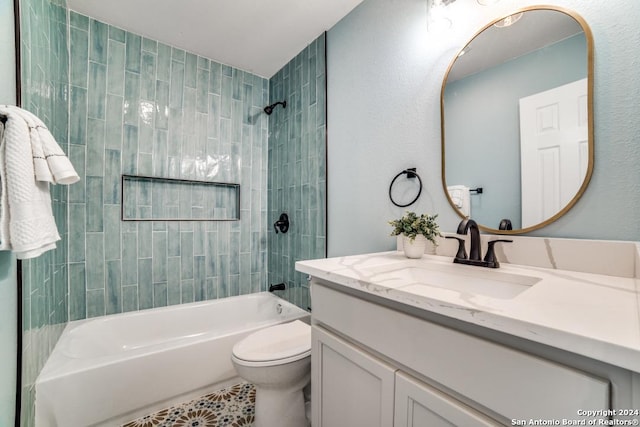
left=122, top=382, right=255, bottom=427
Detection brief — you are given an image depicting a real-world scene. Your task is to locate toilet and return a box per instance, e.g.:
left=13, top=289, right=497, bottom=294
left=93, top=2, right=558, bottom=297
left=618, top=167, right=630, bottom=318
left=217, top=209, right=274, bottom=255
left=231, top=320, right=311, bottom=427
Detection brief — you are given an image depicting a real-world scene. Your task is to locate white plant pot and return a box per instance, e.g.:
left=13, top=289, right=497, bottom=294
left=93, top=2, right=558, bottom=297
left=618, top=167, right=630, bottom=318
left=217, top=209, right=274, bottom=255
left=403, top=235, right=428, bottom=259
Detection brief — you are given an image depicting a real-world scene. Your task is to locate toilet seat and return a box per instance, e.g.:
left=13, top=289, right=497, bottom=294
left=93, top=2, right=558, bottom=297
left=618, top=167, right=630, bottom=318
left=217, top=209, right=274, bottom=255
left=232, top=320, right=311, bottom=367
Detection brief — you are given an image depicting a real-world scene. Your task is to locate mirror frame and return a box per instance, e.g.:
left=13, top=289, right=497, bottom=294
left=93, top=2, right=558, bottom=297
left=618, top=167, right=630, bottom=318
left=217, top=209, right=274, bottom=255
left=440, top=5, right=594, bottom=234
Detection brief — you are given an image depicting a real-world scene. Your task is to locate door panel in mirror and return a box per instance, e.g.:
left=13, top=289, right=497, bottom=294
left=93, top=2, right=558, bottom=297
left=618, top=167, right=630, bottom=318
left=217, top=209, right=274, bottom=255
left=441, top=7, right=594, bottom=234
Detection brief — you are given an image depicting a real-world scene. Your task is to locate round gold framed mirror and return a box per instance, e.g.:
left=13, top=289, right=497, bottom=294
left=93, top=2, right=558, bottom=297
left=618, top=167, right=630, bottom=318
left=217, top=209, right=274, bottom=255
left=440, top=6, right=594, bottom=234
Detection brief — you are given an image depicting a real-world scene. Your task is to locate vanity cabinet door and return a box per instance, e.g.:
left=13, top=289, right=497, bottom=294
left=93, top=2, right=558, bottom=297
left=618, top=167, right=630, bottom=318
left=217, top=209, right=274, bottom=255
left=395, top=372, right=501, bottom=427
left=311, top=326, right=396, bottom=427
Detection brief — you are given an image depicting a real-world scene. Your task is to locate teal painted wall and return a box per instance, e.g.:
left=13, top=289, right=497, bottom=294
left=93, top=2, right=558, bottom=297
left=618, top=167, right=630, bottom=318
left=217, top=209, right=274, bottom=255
left=327, top=0, right=640, bottom=257
left=66, top=12, right=270, bottom=320
left=0, top=0, right=17, bottom=423
left=268, top=34, right=327, bottom=310
left=444, top=33, right=587, bottom=229
left=0, top=252, right=17, bottom=427
left=18, top=0, right=70, bottom=424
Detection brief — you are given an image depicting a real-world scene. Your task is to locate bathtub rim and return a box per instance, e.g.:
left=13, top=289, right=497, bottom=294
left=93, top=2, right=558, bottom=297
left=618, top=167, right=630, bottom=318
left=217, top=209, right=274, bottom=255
left=37, top=292, right=309, bottom=381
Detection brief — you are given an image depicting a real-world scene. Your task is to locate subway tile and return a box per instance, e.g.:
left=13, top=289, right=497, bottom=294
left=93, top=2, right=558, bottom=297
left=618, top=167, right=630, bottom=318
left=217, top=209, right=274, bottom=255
left=69, top=11, right=89, bottom=30
left=122, top=232, right=138, bottom=286
left=86, top=289, right=106, bottom=318
left=104, top=205, right=121, bottom=260
left=180, top=232, right=194, bottom=279
left=125, top=32, right=142, bottom=72
left=105, top=94, right=123, bottom=149
left=167, top=257, right=181, bottom=305
left=194, top=256, right=206, bottom=301
left=109, top=25, right=126, bottom=43
left=139, top=117, right=154, bottom=153
left=155, top=80, right=170, bottom=130
left=209, top=61, right=222, bottom=95
left=86, top=177, right=104, bottom=231
left=69, top=86, right=87, bottom=145
left=86, top=232, right=105, bottom=290
left=207, top=94, right=220, bottom=139
left=221, top=75, right=232, bottom=118
left=172, top=47, right=185, bottom=62
left=138, top=258, right=153, bottom=310
left=68, top=203, right=86, bottom=262
left=167, top=222, right=181, bottom=257
left=68, top=144, right=86, bottom=202
left=157, top=43, right=172, bottom=82
left=181, top=280, right=194, bottom=303
left=123, top=71, right=140, bottom=125
left=104, top=149, right=121, bottom=204
left=122, top=285, right=139, bottom=312
left=185, top=52, right=197, bottom=88
left=229, top=275, right=240, bottom=297
left=170, top=60, right=185, bottom=108
left=86, top=118, right=105, bottom=176
left=122, top=124, right=139, bottom=174
left=69, top=263, right=86, bottom=320
left=153, top=130, right=168, bottom=176
left=140, top=51, right=157, bottom=101
left=107, top=40, right=125, bottom=96
left=138, top=221, right=152, bottom=258
left=153, top=231, right=168, bottom=283
left=154, top=282, right=168, bottom=308
left=197, top=68, right=209, bottom=114
left=197, top=56, right=210, bottom=70
left=106, top=260, right=122, bottom=315
left=69, top=27, right=88, bottom=87
left=207, top=278, right=218, bottom=300
left=183, top=88, right=196, bottom=136
left=142, top=37, right=158, bottom=53
left=89, top=19, right=108, bottom=64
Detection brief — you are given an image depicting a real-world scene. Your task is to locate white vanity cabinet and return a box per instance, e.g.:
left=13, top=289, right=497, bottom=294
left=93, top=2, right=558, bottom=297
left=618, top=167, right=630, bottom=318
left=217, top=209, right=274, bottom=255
left=312, top=325, right=499, bottom=427
left=394, top=371, right=499, bottom=427
left=310, top=280, right=636, bottom=426
left=312, top=326, right=395, bottom=427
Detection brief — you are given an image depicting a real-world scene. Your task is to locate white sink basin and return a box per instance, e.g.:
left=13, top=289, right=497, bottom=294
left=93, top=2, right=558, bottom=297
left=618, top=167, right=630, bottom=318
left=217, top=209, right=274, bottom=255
left=368, top=262, right=541, bottom=299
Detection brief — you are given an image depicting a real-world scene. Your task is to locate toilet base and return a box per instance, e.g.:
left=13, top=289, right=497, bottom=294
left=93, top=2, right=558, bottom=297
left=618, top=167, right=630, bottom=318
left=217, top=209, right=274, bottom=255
left=254, top=383, right=309, bottom=427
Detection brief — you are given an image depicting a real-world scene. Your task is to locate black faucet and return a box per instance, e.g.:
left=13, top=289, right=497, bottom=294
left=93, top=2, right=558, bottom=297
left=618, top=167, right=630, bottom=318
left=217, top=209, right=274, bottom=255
left=446, top=218, right=512, bottom=268
left=457, top=218, right=482, bottom=261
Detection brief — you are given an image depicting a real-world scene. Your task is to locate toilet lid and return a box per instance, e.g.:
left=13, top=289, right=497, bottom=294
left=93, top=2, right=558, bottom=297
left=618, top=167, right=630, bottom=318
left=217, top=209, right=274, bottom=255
left=232, top=320, right=311, bottom=364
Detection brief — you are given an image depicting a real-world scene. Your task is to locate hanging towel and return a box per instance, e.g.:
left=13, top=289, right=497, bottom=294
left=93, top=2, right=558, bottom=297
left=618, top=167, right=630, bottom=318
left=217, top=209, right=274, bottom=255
left=0, top=105, right=79, bottom=259
left=1, top=106, right=80, bottom=184
left=447, top=185, right=471, bottom=217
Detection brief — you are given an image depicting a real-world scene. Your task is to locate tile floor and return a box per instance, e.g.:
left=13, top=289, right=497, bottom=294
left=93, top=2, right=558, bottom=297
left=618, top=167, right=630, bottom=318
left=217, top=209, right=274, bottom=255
left=122, top=382, right=255, bottom=427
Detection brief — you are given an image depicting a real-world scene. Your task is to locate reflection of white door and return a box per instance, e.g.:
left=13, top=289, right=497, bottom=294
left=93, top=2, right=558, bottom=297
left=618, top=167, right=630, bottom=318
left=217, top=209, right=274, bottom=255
left=519, top=78, right=588, bottom=228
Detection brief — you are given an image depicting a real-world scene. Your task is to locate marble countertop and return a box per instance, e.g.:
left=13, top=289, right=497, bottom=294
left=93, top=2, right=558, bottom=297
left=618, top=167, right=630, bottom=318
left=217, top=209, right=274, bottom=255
left=296, top=251, right=640, bottom=373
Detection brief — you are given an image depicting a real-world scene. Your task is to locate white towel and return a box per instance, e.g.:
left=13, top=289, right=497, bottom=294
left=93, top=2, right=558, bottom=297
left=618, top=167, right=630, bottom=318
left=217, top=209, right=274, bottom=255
left=447, top=185, right=471, bottom=217
left=0, top=106, right=79, bottom=259
left=2, top=106, right=80, bottom=184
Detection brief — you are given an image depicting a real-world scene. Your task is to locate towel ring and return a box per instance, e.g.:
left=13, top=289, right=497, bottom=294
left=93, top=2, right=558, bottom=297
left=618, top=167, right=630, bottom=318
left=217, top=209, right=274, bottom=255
left=389, top=168, right=423, bottom=208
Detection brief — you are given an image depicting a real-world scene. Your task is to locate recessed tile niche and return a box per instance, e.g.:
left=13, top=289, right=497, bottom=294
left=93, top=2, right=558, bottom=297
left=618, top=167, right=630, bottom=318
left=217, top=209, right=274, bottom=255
left=121, top=175, right=240, bottom=221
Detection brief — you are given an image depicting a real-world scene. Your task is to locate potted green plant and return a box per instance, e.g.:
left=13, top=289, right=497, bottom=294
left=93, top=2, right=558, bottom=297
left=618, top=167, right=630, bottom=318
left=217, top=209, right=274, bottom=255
left=389, top=211, right=442, bottom=258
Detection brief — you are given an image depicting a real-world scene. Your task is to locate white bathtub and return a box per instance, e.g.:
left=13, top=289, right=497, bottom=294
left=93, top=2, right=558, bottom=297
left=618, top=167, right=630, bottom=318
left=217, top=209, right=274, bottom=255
left=35, top=292, right=309, bottom=427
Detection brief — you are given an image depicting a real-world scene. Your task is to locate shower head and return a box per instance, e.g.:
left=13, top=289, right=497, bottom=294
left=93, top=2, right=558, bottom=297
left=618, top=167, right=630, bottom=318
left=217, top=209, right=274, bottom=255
left=264, top=101, right=287, bottom=115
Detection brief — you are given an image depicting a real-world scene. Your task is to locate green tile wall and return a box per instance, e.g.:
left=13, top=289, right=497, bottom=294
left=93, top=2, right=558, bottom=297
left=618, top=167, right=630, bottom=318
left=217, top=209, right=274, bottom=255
left=67, top=13, right=270, bottom=320
left=18, top=0, right=70, bottom=425
left=268, top=34, right=327, bottom=310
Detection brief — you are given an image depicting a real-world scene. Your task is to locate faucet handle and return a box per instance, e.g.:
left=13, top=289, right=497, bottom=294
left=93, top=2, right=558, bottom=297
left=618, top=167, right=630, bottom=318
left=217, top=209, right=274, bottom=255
left=483, top=239, right=513, bottom=268
left=445, top=236, right=467, bottom=260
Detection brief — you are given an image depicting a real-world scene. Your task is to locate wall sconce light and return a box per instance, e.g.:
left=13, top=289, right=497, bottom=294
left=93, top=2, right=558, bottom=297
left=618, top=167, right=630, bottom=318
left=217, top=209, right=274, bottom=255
left=427, top=0, right=453, bottom=32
